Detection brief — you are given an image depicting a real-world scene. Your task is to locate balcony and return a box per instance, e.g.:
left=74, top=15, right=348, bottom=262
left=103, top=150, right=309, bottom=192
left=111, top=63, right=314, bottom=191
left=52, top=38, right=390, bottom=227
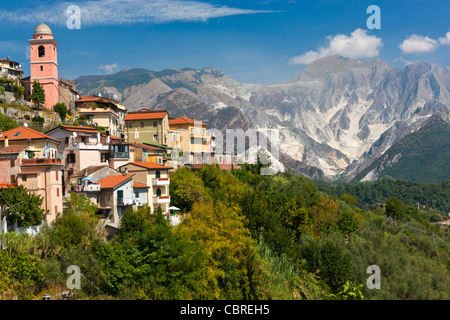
left=117, top=198, right=136, bottom=206
left=22, top=158, right=62, bottom=166
left=109, top=152, right=129, bottom=159
left=153, top=195, right=170, bottom=204
left=70, top=142, right=109, bottom=151
left=72, top=184, right=101, bottom=192
left=152, top=178, right=170, bottom=186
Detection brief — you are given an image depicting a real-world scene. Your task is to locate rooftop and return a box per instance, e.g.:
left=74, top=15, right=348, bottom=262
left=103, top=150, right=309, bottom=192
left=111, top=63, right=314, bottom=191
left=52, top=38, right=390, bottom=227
left=98, top=174, right=134, bottom=189
left=124, top=110, right=167, bottom=121
left=0, top=145, right=28, bottom=154
left=169, top=116, right=207, bottom=126
left=123, top=162, right=173, bottom=170
left=0, top=126, right=60, bottom=143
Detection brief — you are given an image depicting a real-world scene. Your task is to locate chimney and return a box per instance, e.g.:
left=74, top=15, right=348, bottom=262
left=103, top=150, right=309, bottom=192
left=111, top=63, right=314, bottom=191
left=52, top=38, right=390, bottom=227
left=84, top=168, right=88, bottom=177
left=4, top=136, right=8, bottom=148
left=97, top=132, right=101, bottom=144
left=124, top=168, right=128, bottom=176
left=0, top=130, right=2, bottom=139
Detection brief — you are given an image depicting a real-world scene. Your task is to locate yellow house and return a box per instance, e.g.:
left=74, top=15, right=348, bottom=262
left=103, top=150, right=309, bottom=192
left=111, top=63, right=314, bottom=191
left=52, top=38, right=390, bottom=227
left=124, top=109, right=169, bottom=146
left=118, top=162, right=172, bottom=214
left=169, top=117, right=210, bottom=165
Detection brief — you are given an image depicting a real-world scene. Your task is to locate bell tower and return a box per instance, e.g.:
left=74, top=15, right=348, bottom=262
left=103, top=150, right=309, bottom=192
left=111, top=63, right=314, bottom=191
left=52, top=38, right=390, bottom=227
left=28, top=24, right=59, bottom=109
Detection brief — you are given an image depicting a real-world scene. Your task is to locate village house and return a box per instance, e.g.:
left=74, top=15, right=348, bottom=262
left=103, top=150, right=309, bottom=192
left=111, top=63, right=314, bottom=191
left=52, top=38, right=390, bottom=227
left=0, top=127, right=63, bottom=224
left=124, top=109, right=170, bottom=147
left=45, top=125, right=126, bottom=194
left=168, top=116, right=212, bottom=166
left=118, top=162, right=172, bottom=214
left=0, top=57, right=23, bottom=80
left=75, top=95, right=126, bottom=138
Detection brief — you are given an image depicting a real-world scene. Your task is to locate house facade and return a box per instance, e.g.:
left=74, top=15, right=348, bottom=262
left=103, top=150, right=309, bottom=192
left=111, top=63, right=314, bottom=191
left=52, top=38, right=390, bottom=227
left=118, top=162, right=172, bottom=214
left=124, top=109, right=169, bottom=146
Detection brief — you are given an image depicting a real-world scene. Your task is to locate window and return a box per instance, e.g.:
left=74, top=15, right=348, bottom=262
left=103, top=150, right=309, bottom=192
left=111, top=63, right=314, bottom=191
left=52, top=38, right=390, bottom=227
left=101, top=153, right=109, bottom=162
left=10, top=159, right=15, bottom=167
left=56, top=188, right=59, bottom=197
left=55, top=171, right=59, bottom=181
left=40, top=66, right=43, bottom=72
left=191, top=128, right=195, bottom=133
left=65, top=137, right=69, bottom=144
left=155, top=170, right=160, bottom=178
left=134, top=192, right=139, bottom=199
left=156, top=188, right=162, bottom=197
left=153, top=121, right=157, bottom=127
left=81, top=136, right=86, bottom=143
left=10, top=175, right=16, bottom=184
left=153, top=135, right=158, bottom=141
left=68, top=169, right=74, bottom=176
left=55, top=206, right=57, bottom=214
left=38, top=45, right=45, bottom=57
left=191, top=137, right=194, bottom=144
left=140, top=122, right=145, bottom=128
left=128, top=122, right=133, bottom=129
left=67, top=153, right=76, bottom=163
left=201, top=129, right=205, bottom=134
left=22, top=175, right=27, bottom=182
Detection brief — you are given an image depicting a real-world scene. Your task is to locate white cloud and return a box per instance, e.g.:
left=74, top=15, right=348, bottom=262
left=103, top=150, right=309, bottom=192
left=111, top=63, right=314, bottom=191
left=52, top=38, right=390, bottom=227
left=438, top=32, right=450, bottom=45
left=98, top=63, right=119, bottom=74
left=289, top=29, right=382, bottom=65
left=0, top=0, right=273, bottom=26
left=399, top=34, right=438, bottom=54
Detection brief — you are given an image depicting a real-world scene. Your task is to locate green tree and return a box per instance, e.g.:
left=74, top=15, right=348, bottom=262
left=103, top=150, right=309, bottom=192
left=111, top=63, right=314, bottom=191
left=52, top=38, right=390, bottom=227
left=385, top=197, right=407, bottom=221
left=0, top=185, right=44, bottom=227
left=277, top=198, right=310, bottom=241
left=0, top=112, right=17, bottom=131
left=53, top=102, right=68, bottom=121
left=12, top=84, right=25, bottom=100
left=30, top=80, right=45, bottom=109
left=65, top=192, right=98, bottom=216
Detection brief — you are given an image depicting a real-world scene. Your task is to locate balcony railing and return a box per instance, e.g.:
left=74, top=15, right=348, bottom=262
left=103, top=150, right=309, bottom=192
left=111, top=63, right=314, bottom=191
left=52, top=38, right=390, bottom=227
left=72, top=184, right=101, bottom=192
left=152, top=178, right=170, bottom=186
left=110, top=152, right=129, bottom=159
left=153, top=195, right=170, bottom=204
left=22, top=158, right=61, bottom=165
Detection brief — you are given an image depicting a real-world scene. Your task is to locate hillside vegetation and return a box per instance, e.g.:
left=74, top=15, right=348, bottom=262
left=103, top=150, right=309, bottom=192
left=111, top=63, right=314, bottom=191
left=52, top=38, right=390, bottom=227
left=0, top=162, right=449, bottom=300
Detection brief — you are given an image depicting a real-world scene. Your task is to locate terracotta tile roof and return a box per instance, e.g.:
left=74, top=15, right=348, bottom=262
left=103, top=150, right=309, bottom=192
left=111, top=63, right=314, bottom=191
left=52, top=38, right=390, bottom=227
left=98, top=174, right=134, bottom=189
left=0, top=145, right=28, bottom=154
left=169, top=116, right=207, bottom=126
left=124, top=162, right=173, bottom=170
left=130, top=142, right=164, bottom=151
left=133, top=182, right=149, bottom=188
left=0, top=183, right=18, bottom=188
left=76, top=95, right=118, bottom=104
left=1, top=127, right=60, bottom=143
left=124, top=110, right=167, bottom=121
left=58, top=125, right=99, bottom=132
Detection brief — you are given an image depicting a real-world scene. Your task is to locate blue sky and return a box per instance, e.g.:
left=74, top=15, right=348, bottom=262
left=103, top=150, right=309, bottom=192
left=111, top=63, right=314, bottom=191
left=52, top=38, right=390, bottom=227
left=0, top=0, right=449, bottom=84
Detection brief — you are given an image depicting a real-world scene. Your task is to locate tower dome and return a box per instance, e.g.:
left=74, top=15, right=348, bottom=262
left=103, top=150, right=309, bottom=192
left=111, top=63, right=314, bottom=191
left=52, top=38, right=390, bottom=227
left=34, top=23, right=53, bottom=35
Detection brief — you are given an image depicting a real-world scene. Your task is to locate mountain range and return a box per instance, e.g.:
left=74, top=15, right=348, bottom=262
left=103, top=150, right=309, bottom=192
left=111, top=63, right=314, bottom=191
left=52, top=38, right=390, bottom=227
left=74, top=55, right=450, bottom=182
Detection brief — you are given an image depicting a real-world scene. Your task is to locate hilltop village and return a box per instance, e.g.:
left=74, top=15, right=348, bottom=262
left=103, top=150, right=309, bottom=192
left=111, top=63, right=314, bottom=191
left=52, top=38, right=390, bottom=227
left=0, top=24, right=238, bottom=233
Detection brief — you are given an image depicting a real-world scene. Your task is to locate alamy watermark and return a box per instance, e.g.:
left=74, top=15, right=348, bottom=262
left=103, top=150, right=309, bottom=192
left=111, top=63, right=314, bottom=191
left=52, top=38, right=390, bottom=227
left=66, top=5, right=81, bottom=30
left=366, top=265, right=381, bottom=289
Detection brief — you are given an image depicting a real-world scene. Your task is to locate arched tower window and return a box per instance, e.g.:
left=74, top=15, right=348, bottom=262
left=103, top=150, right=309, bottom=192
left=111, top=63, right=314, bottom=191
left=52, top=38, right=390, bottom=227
left=38, top=46, right=45, bottom=57
left=156, top=188, right=162, bottom=197
left=155, top=170, right=161, bottom=178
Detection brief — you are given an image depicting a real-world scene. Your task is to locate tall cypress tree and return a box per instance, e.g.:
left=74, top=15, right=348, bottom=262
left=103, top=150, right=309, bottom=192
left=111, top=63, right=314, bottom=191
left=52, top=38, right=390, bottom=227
left=30, top=80, right=45, bottom=109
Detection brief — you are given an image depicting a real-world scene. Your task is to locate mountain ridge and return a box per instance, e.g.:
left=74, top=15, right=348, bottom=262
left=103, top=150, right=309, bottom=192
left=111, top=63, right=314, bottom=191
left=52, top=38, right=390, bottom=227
left=73, top=56, right=450, bottom=182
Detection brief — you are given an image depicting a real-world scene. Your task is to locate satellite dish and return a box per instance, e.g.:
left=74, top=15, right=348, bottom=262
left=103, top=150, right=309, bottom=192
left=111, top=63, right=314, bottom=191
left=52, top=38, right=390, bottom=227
left=73, top=132, right=78, bottom=137
left=24, top=123, right=28, bottom=127
left=76, top=95, right=80, bottom=99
